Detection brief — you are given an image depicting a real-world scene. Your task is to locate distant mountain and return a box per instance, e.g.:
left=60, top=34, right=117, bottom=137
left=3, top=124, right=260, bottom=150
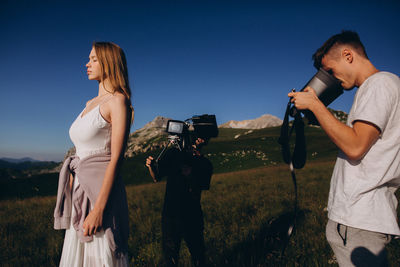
left=0, top=159, right=57, bottom=169
left=0, top=157, right=42, bottom=163
left=219, top=114, right=282, bottom=129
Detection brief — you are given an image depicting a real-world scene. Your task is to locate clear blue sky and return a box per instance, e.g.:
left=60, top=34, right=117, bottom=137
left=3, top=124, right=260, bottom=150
left=1, top=0, right=399, bottom=161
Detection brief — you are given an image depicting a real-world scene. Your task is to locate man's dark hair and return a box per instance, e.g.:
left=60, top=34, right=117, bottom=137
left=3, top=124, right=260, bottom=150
left=312, top=30, right=368, bottom=69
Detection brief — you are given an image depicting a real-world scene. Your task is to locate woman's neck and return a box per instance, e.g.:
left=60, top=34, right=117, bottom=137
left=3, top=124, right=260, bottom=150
left=98, top=79, right=114, bottom=97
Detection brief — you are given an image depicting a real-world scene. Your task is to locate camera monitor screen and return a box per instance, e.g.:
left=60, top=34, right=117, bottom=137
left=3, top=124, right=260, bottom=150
left=166, top=120, right=185, bottom=134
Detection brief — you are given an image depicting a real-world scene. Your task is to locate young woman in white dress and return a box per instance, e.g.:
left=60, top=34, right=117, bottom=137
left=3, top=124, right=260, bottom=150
left=59, top=42, right=133, bottom=267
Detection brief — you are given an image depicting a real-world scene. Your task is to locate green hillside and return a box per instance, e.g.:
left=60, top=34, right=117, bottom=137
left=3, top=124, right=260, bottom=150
left=0, top=160, right=58, bottom=180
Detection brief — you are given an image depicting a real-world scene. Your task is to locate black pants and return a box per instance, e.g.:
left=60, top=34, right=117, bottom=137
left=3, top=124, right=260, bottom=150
left=162, top=215, right=205, bottom=266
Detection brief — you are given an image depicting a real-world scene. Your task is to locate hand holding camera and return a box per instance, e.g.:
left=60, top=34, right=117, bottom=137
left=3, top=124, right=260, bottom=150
left=191, top=138, right=206, bottom=156
left=288, top=87, right=321, bottom=112
left=145, top=156, right=154, bottom=169
left=145, top=156, right=158, bottom=183
left=286, top=68, right=344, bottom=125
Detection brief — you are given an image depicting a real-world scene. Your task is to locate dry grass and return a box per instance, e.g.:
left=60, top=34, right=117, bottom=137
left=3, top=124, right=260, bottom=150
left=1, top=160, right=399, bottom=266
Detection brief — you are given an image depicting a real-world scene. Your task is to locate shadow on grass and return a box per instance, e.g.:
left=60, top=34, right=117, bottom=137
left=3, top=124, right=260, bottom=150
left=215, top=209, right=309, bottom=266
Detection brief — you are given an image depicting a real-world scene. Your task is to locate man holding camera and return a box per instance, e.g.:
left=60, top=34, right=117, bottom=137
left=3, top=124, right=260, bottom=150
left=289, top=31, right=400, bottom=266
left=146, top=137, right=212, bottom=267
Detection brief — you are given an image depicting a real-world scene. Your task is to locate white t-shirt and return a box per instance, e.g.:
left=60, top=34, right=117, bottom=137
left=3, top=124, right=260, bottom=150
left=328, top=71, right=400, bottom=235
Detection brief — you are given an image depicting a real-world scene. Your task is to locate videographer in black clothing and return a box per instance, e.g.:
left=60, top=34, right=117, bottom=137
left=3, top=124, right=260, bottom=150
left=146, top=137, right=213, bottom=267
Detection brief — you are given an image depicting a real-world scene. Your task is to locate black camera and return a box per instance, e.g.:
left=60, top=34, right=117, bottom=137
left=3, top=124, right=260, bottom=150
left=166, top=114, right=219, bottom=140
left=153, top=114, right=218, bottom=163
left=291, top=68, right=343, bottom=124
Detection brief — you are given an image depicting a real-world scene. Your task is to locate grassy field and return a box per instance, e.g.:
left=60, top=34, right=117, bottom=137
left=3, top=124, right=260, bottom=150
left=1, top=159, right=399, bottom=266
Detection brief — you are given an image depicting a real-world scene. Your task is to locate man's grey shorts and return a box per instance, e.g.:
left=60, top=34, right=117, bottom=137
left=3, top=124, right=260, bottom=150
left=326, top=219, right=392, bottom=267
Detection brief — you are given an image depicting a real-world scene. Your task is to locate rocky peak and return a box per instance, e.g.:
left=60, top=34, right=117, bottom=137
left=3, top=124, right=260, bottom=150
left=219, top=114, right=282, bottom=129
left=141, top=116, right=170, bottom=129
left=125, top=116, right=171, bottom=157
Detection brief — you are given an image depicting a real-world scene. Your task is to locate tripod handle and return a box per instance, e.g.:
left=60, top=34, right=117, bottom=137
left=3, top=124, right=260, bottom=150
left=155, top=141, right=171, bottom=162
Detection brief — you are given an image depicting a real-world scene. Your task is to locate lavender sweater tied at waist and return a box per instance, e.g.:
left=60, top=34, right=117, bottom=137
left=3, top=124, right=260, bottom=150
left=54, top=152, right=129, bottom=255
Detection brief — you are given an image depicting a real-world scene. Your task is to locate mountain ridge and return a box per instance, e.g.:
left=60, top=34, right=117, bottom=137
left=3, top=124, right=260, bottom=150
left=0, top=157, right=47, bottom=163
left=219, top=114, right=282, bottom=129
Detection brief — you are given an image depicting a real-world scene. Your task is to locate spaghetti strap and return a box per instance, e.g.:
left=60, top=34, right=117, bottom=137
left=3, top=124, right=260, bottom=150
left=98, top=94, right=114, bottom=123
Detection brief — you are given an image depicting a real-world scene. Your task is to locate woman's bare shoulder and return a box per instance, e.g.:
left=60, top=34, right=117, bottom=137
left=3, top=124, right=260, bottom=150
left=85, top=97, right=97, bottom=107
left=101, top=92, right=128, bottom=114
left=109, top=92, right=128, bottom=106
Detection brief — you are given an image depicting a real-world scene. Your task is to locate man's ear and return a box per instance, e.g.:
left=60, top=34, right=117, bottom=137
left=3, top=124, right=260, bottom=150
left=342, top=48, right=353, bottom=63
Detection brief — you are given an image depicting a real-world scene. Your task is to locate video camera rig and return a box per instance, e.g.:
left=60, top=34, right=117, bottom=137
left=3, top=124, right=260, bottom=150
left=154, top=114, right=218, bottom=162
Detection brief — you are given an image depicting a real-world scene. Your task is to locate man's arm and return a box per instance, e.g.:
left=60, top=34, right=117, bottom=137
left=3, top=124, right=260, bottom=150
left=288, top=87, right=380, bottom=161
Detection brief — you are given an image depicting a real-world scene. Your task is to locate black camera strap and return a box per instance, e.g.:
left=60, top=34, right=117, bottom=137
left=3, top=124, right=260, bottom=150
left=277, top=99, right=307, bottom=254
left=279, top=101, right=306, bottom=169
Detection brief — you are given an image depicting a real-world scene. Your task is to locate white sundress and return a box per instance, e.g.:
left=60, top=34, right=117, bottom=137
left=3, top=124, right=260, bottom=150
left=59, top=97, right=129, bottom=267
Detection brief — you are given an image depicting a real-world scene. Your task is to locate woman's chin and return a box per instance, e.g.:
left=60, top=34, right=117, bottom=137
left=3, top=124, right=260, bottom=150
left=88, top=76, right=100, bottom=81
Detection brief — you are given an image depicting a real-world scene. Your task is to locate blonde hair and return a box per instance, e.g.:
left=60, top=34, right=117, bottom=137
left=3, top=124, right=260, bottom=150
left=93, top=42, right=134, bottom=124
